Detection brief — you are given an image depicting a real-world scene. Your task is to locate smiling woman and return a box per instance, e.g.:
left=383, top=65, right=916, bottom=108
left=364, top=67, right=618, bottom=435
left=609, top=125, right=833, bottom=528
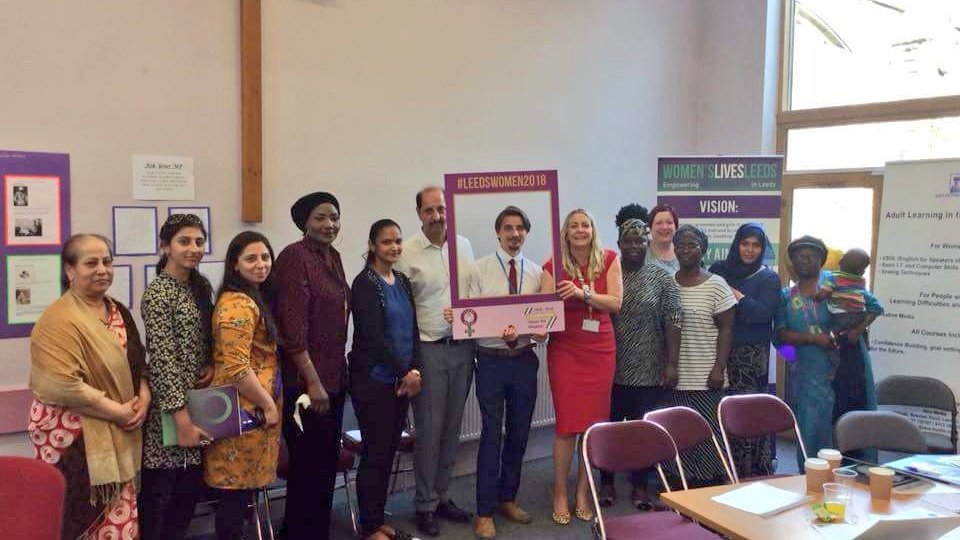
left=29, top=233, right=149, bottom=539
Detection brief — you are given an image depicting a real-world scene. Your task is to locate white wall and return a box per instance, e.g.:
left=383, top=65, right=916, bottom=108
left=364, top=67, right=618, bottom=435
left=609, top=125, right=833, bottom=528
left=0, top=0, right=772, bottom=453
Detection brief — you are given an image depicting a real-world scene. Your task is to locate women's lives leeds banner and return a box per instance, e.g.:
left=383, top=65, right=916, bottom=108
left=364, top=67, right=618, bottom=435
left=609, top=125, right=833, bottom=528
left=657, top=156, right=783, bottom=268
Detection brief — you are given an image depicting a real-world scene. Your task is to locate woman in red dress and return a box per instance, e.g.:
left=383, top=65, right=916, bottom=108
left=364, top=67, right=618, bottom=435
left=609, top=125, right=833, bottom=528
left=541, top=208, right=623, bottom=525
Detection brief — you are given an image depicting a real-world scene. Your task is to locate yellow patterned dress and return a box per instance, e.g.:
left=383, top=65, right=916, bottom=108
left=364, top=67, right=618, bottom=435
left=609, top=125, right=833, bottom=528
left=204, top=291, right=282, bottom=490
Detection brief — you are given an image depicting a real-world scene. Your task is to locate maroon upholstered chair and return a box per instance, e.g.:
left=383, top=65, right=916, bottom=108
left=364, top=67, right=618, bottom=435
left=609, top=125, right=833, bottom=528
left=583, top=420, right=721, bottom=540
left=0, top=456, right=66, bottom=540
left=717, top=393, right=807, bottom=483
left=643, top=406, right=735, bottom=486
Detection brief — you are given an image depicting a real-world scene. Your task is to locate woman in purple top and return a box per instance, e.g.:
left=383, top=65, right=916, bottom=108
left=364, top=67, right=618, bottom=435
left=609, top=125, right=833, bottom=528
left=273, top=191, right=350, bottom=540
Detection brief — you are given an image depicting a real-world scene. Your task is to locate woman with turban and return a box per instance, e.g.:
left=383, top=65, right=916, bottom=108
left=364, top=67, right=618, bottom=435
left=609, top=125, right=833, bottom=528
left=775, top=235, right=877, bottom=467
left=273, top=191, right=350, bottom=540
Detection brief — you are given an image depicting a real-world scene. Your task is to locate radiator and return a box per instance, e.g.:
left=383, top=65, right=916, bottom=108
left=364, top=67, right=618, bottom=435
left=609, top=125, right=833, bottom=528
left=458, top=342, right=555, bottom=441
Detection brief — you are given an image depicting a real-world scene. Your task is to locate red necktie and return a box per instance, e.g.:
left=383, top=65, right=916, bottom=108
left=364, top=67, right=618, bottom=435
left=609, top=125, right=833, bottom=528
left=508, top=259, right=518, bottom=295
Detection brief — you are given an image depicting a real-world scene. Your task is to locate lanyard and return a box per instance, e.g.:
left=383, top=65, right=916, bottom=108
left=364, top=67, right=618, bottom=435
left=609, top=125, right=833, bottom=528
left=574, top=267, right=596, bottom=320
left=495, top=252, right=524, bottom=294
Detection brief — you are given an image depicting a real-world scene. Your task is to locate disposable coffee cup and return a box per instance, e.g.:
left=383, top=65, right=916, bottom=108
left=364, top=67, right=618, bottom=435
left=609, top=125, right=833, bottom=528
left=869, top=467, right=894, bottom=500
left=818, top=448, right=843, bottom=471
left=805, top=458, right=831, bottom=493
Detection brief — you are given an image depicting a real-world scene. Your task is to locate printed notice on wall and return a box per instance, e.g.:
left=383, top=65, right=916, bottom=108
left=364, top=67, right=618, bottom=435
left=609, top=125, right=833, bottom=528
left=6, top=254, right=61, bottom=325
left=873, top=159, right=960, bottom=422
left=133, top=155, right=195, bottom=200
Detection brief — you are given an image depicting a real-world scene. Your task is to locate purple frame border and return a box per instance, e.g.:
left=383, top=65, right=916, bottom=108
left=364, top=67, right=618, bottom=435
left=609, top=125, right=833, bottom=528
left=110, top=264, right=134, bottom=309
left=144, top=263, right=157, bottom=288
left=112, top=206, right=158, bottom=256
left=167, top=206, right=212, bottom=255
left=0, top=150, right=71, bottom=339
left=445, top=170, right=562, bottom=308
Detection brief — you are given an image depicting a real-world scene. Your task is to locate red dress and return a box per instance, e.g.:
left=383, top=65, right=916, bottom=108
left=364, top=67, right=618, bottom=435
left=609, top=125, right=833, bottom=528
left=545, top=249, right=618, bottom=436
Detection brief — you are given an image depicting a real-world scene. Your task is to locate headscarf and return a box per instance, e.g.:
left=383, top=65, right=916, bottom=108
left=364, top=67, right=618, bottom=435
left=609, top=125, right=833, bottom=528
left=617, top=218, right=650, bottom=242
left=787, top=235, right=827, bottom=266
left=673, top=224, right=708, bottom=252
left=710, top=222, right=773, bottom=281
left=290, top=191, right=340, bottom=232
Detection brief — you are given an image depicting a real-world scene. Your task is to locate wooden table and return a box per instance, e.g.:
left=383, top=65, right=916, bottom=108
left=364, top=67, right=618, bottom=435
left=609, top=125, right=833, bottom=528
left=660, top=475, right=960, bottom=540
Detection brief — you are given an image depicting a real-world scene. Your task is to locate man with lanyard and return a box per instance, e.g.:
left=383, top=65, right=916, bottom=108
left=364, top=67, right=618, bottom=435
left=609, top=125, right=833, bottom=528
left=395, top=186, right=475, bottom=536
left=467, top=206, right=544, bottom=540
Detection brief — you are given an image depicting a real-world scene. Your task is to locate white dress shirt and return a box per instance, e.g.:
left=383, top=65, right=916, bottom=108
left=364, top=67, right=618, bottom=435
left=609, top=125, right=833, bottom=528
left=468, top=247, right=543, bottom=349
left=395, top=229, right=475, bottom=342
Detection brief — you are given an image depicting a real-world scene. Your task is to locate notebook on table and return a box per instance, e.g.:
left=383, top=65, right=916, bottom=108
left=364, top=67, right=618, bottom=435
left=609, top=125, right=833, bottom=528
left=711, top=482, right=813, bottom=517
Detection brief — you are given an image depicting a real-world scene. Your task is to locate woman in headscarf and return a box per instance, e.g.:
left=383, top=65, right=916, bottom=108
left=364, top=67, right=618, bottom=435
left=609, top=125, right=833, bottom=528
left=273, top=191, right=351, bottom=540
left=660, top=225, right=736, bottom=487
left=598, top=204, right=681, bottom=509
left=775, top=236, right=877, bottom=467
left=28, top=234, right=149, bottom=539
left=708, top=222, right=780, bottom=479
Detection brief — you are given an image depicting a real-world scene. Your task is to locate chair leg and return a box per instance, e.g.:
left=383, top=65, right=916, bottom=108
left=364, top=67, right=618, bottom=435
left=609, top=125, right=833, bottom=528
left=261, top=487, right=275, bottom=540
left=250, top=491, right=265, bottom=540
left=344, top=470, right=359, bottom=536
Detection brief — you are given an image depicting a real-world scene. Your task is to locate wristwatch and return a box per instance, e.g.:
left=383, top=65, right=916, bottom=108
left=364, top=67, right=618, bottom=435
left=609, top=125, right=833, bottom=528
left=582, top=287, right=594, bottom=303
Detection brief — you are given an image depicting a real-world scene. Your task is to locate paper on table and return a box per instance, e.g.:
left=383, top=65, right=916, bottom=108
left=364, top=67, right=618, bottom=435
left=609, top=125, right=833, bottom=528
left=711, top=482, right=812, bottom=518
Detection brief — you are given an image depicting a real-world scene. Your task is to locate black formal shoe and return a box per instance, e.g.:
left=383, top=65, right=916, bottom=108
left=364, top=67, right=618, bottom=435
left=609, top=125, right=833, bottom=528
left=436, top=499, right=473, bottom=523
left=416, top=511, right=440, bottom=536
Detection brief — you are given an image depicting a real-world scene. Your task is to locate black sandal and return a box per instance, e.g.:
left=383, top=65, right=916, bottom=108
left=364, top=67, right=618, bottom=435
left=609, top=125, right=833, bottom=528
left=631, top=488, right=654, bottom=511
left=599, top=483, right=616, bottom=507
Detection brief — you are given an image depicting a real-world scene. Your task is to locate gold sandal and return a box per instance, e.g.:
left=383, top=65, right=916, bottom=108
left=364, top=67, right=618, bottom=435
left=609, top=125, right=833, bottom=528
left=551, top=510, right=572, bottom=525
left=575, top=507, right=595, bottom=522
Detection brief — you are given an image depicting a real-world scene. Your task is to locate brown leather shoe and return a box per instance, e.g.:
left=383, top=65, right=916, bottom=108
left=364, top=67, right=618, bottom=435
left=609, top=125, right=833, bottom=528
left=498, top=501, right=532, bottom=524
left=473, top=517, right=496, bottom=539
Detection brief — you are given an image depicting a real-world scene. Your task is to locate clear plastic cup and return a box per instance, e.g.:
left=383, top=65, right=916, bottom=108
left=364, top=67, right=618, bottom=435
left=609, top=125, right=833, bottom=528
left=834, top=468, right=858, bottom=486
left=822, top=482, right=852, bottom=522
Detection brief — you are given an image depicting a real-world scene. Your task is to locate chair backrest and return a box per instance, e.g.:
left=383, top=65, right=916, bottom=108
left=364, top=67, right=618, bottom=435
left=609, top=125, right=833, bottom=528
left=583, top=420, right=685, bottom=540
left=835, top=410, right=928, bottom=454
left=877, top=375, right=958, bottom=450
left=0, top=456, right=66, bottom=540
left=644, top=406, right=734, bottom=484
left=585, top=420, right=678, bottom=473
left=717, top=394, right=807, bottom=482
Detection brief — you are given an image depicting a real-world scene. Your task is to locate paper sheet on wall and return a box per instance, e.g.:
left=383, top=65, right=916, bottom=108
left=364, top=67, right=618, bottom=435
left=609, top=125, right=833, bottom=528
left=6, top=254, right=61, bottom=324
left=4, top=175, right=62, bottom=246
left=113, top=207, right=157, bottom=256
left=107, top=265, right=132, bottom=308
left=132, top=155, right=195, bottom=200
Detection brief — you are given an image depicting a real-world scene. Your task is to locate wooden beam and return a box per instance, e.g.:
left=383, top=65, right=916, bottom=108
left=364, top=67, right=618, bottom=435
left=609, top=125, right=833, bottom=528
left=241, top=0, right=262, bottom=222
left=778, top=95, right=960, bottom=131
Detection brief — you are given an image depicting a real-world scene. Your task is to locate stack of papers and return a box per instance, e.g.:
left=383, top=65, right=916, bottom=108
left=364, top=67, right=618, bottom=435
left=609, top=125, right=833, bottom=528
left=711, top=482, right=812, bottom=517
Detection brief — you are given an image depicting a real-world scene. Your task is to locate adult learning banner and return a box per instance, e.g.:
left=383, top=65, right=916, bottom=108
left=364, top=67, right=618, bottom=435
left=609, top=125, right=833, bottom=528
left=657, top=156, right=783, bottom=268
left=873, top=159, right=960, bottom=435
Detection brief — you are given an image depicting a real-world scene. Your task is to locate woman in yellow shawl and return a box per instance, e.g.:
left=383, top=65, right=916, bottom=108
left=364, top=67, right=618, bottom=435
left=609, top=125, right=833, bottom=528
left=28, top=234, right=150, bottom=539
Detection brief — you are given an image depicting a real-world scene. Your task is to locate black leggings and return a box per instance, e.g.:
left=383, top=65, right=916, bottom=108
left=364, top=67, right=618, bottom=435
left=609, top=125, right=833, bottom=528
left=214, top=488, right=256, bottom=540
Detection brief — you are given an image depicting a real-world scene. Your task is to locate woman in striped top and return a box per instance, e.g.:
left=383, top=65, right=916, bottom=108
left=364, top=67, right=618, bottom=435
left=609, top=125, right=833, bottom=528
left=660, top=225, right=736, bottom=486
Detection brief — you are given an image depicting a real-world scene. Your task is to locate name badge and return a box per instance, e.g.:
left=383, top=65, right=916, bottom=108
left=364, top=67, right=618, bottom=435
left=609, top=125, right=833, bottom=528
left=582, top=319, right=600, bottom=333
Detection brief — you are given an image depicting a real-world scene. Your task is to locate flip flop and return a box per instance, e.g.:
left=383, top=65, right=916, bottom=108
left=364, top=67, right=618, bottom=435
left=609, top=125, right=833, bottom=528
left=575, top=507, right=595, bottom=522
left=552, top=511, right=572, bottom=525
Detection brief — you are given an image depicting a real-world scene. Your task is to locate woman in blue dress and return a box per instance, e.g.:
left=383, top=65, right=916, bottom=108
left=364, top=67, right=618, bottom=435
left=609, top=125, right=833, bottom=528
left=775, top=236, right=877, bottom=466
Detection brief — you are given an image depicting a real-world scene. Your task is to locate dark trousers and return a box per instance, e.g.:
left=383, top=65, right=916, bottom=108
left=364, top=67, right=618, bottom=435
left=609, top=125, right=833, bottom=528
left=351, top=375, right=409, bottom=536
left=475, top=349, right=538, bottom=517
left=600, top=384, right=661, bottom=488
left=214, top=488, right=254, bottom=540
left=282, top=388, right=345, bottom=540
left=138, top=465, right=206, bottom=540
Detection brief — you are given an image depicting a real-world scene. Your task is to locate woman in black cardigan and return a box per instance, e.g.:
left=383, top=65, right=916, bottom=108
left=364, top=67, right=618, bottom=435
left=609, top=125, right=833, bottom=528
left=349, top=219, right=423, bottom=540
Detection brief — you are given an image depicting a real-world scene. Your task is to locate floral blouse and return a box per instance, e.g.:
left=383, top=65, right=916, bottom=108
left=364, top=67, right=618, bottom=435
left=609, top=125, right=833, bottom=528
left=141, top=272, right=209, bottom=469
left=204, top=291, right=281, bottom=490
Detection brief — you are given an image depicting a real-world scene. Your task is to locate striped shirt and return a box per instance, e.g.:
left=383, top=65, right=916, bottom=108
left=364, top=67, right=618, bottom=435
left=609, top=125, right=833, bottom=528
left=612, top=263, right=681, bottom=387
left=676, top=274, right=737, bottom=391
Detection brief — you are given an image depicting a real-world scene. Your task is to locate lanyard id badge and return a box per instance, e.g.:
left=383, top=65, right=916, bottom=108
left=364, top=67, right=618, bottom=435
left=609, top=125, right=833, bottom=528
left=577, top=269, right=600, bottom=332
